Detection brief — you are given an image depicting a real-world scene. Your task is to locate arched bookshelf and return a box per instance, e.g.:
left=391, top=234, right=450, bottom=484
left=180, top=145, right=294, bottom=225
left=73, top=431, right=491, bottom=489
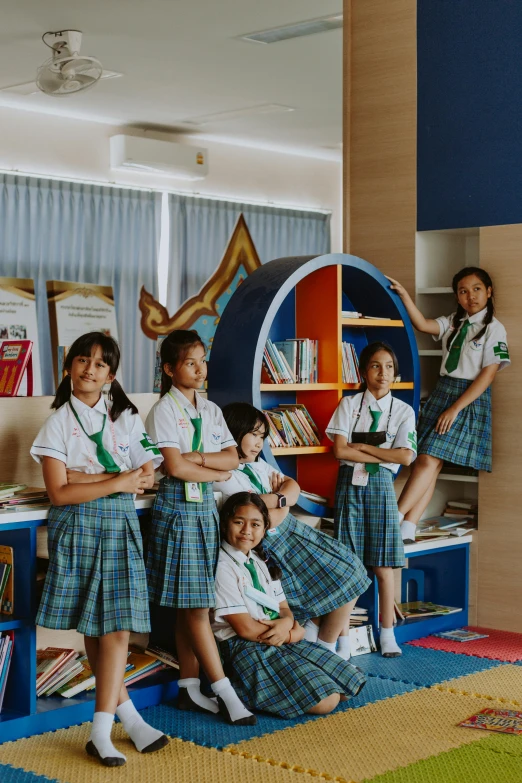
left=209, top=253, right=420, bottom=516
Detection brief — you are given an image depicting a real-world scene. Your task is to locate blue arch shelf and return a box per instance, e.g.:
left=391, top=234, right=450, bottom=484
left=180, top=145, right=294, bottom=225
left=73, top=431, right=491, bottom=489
left=209, top=253, right=420, bottom=515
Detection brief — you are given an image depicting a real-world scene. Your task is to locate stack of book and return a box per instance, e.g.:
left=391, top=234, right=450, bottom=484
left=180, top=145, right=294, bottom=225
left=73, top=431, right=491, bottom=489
left=341, top=342, right=361, bottom=383
left=395, top=601, right=462, bottom=621
left=0, top=561, right=12, bottom=612
left=0, top=546, right=14, bottom=614
left=443, top=500, right=478, bottom=527
left=0, top=631, right=13, bottom=713
left=416, top=506, right=478, bottom=540
left=262, top=338, right=318, bottom=384
left=349, top=606, right=369, bottom=627
left=37, top=647, right=83, bottom=697
left=264, top=404, right=321, bottom=449
left=0, top=485, right=49, bottom=512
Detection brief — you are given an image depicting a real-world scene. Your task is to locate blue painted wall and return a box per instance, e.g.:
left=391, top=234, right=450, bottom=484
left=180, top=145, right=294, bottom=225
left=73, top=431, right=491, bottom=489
left=417, top=0, right=522, bottom=230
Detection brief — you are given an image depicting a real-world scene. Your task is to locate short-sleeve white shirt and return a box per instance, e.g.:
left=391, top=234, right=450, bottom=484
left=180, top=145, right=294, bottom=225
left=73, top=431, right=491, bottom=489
left=326, top=390, right=417, bottom=474
left=211, top=541, right=286, bottom=642
left=145, top=386, right=236, bottom=453
left=213, top=460, right=283, bottom=502
left=434, top=308, right=510, bottom=380
left=30, top=395, right=163, bottom=473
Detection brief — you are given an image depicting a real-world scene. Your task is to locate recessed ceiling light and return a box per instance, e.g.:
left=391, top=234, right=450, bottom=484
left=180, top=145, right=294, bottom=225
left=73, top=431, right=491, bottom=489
left=238, top=14, right=343, bottom=45
left=0, top=70, right=123, bottom=96
left=183, top=104, right=295, bottom=126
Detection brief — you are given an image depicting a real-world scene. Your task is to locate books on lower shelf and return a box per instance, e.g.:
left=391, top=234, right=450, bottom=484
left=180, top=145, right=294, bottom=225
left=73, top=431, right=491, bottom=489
left=397, top=601, right=462, bottom=620
left=264, top=404, right=321, bottom=448
left=417, top=506, right=477, bottom=540
left=0, top=631, right=14, bottom=712
left=341, top=342, right=361, bottom=383
left=349, top=607, right=369, bottom=627
left=0, top=546, right=14, bottom=614
left=262, top=338, right=318, bottom=384
left=349, top=624, right=377, bottom=656
left=0, top=487, right=49, bottom=511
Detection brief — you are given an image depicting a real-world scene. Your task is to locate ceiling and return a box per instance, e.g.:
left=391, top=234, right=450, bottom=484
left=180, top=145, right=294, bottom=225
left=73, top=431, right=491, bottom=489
left=0, top=0, right=343, bottom=158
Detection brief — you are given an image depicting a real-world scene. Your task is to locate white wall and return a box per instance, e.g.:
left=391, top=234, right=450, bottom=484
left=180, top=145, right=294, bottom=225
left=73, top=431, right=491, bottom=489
left=0, top=106, right=342, bottom=251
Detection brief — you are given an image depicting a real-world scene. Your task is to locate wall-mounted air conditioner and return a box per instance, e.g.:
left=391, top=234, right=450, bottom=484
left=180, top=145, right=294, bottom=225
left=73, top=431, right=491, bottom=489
left=110, top=135, right=208, bottom=180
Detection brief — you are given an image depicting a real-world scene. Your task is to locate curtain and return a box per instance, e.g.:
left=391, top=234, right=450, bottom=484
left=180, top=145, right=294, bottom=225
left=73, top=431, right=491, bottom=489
left=167, top=195, right=331, bottom=310
left=0, top=174, right=161, bottom=394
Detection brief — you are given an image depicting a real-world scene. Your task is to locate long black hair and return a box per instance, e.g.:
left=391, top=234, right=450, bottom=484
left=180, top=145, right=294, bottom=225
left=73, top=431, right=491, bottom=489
left=159, top=330, right=206, bottom=397
left=220, top=492, right=282, bottom=580
left=221, top=402, right=269, bottom=459
left=358, top=341, right=399, bottom=390
left=51, top=331, right=138, bottom=421
left=446, top=267, right=494, bottom=350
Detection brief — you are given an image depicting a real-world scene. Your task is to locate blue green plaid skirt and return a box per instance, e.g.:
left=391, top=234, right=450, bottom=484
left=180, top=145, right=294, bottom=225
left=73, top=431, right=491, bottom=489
left=37, top=495, right=150, bottom=636
left=334, top=465, right=404, bottom=568
left=418, top=375, right=492, bottom=471
left=219, top=636, right=366, bottom=718
left=263, top=514, right=371, bottom=622
left=147, top=476, right=219, bottom=608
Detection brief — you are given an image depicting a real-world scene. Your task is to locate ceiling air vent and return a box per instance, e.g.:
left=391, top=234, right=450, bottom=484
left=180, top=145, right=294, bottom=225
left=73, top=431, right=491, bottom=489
left=239, top=14, right=343, bottom=45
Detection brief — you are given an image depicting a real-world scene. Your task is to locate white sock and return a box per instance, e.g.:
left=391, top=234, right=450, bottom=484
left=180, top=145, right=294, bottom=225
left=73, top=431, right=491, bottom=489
left=178, top=677, right=219, bottom=714
left=116, top=699, right=167, bottom=753
left=398, top=511, right=404, bottom=524
left=89, top=711, right=126, bottom=762
left=337, top=636, right=351, bottom=660
left=380, top=626, right=402, bottom=657
left=211, top=677, right=254, bottom=722
left=317, top=638, right=337, bottom=654
left=304, top=619, right=320, bottom=642
left=401, top=520, right=417, bottom=542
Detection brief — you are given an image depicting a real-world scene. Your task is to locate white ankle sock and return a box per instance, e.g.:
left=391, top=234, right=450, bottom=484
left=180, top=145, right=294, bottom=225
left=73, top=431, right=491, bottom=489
left=116, top=699, right=167, bottom=753
left=317, top=638, right=337, bottom=654
left=304, top=619, right=320, bottom=642
left=89, top=711, right=126, bottom=762
left=401, top=520, right=417, bottom=542
left=336, top=636, right=351, bottom=660
left=211, top=677, right=254, bottom=722
left=398, top=511, right=404, bottom=524
left=380, top=626, right=402, bottom=657
left=178, top=677, right=219, bottom=714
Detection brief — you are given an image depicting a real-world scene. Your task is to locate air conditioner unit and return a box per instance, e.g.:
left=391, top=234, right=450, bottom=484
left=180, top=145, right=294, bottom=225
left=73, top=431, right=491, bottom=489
left=110, top=135, right=208, bottom=180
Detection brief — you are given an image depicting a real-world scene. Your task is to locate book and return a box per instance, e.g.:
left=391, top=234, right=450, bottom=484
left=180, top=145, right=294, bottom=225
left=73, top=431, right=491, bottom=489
left=394, top=600, right=405, bottom=621
left=0, top=546, right=14, bottom=614
left=40, top=659, right=83, bottom=697
left=459, top=708, right=522, bottom=735
left=342, top=311, right=362, bottom=318
left=0, top=632, right=13, bottom=712
left=0, top=340, right=33, bottom=396
left=36, top=648, right=77, bottom=692
left=398, top=601, right=462, bottom=619
left=433, top=629, right=489, bottom=642
left=349, top=624, right=377, bottom=656
left=0, top=483, right=26, bottom=499
left=0, top=564, right=10, bottom=605
left=300, top=490, right=328, bottom=505
left=144, top=645, right=179, bottom=669
left=56, top=656, right=95, bottom=698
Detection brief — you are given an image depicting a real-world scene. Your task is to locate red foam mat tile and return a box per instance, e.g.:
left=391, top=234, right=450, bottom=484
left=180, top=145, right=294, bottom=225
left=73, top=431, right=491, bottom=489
left=407, top=627, right=522, bottom=662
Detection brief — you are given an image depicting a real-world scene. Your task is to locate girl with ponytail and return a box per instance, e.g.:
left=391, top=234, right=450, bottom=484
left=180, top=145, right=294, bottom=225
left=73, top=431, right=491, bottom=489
left=387, top=267, right=510, bottom=543
left=31, top=332, right=168, bottom=766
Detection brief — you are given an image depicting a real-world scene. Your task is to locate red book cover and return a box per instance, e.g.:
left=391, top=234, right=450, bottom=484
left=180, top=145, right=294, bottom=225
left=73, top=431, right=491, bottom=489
left=0, top=340, right=33, bottom=396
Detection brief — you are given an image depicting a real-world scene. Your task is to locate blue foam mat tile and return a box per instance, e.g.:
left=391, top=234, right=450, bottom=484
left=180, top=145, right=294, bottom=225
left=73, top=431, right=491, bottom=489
left=0, top=764, right=59, bottom=783
left=138, top=676, right=420, bottom=749
left=354, top=645, right=503, bottom=686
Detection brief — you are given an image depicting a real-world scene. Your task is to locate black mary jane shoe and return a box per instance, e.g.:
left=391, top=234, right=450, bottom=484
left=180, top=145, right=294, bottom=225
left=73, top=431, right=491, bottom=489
left=217, top=696, right=257, bottom=726
left=177, top=686, right=218, bottom=714
left=85, top=741, right=126, bottom=767
left=402, top=538, right=415, bottom=545
left=140, top=734, right=170, bottom=753
left=381, top=651, right=402, bottom=658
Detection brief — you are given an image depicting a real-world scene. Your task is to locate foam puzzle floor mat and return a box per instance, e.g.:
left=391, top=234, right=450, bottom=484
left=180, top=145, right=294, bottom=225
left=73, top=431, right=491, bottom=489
left=432, top=663, right=522, bottom=705
left=407, top=626, right=522, bottom=661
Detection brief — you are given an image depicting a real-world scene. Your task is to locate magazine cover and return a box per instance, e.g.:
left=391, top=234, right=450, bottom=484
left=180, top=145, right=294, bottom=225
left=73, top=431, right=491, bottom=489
left=434, top=629, right=489, bottom=642
left=459, top=709, right=522, bottom=735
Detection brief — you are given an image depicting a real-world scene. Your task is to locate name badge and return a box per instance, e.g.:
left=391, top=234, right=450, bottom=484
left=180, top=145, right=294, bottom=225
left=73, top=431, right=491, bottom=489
left=185, top=481, right=203, bottom=503
left=351, top=463, right=369, bottom=486
left=244, top=585, right=280, bottom=613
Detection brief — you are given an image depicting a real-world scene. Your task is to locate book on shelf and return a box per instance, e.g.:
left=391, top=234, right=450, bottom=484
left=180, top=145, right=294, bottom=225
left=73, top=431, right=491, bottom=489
left=300, top=490, right=328, bottom=505
left=349, top=625, right=377, bottom=656
left=262, top=338, right=318, bottom=384
left=0, top=340, right=33, bottom=396
left=397, top=601, right=462, bottom=619
left=459, top=708, right=522, bottom=735
left=0, top=631, right=14, bottom=713
left=124, top=650, right=166, bottom=686
left=0, top=483, right=26, bottom=500
left=433, top=629, right=489, bottom=642
left=264, top=405, right=320, bottom=449
left=36, top=647, right=77, bottom=693
left=342, top=342, right=361, bottom=384
left=0, top=488, right=49, bottom=509
left=0, top=546, right=14, bottom=614
left=341, top=310, right=362, bottom=318
left=55, top=656, right=132, bottom=698
left=394, top=601, right=405, bottom=621
left=144, top=645, right=179, bottom=670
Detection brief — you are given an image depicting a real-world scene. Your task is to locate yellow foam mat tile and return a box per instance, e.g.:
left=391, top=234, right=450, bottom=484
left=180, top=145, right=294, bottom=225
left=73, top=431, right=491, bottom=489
left=0, top=722, right=314, bottom=783
left=226, top=688, right=500, bottom=782
left=431, top=663, right=522, bottom=706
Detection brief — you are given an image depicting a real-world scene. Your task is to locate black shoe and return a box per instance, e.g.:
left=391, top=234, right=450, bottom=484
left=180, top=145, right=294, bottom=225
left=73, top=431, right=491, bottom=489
left=382, top=651, right=402, bottom=658
left=403, top=538, right=415, bottom=545
left=140, top=734, right=170, bottom=753
left=85, top=741, right=126, bottom=767
left=217, top=695, right=257, bottom=726
left=177, top=686, right=218, bottom=714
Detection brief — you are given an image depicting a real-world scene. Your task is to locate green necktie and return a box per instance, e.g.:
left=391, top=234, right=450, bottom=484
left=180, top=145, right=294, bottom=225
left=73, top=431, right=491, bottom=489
left=445, top=319, right=470, bottom=374
left=366, top=409, right=382, bottom=475
left=244, top=558, right=279, bottom=620
left=190, top=416, right=206, bottom=491
left=69, top=402, right=120, bottom=474
left=241, top=464, right=266, bottom=494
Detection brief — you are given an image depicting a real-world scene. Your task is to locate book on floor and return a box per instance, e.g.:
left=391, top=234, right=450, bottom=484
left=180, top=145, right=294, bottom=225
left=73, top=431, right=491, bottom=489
left=349, top=624, right=377, bottom=656
left=459, top=708, right=522, bottom=735
left=433, top=629, right=489, bottom=642
left=398, top=601, right=462, bottom=619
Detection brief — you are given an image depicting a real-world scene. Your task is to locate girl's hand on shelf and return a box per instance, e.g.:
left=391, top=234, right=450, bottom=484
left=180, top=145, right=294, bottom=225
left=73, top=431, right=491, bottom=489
left=270, top=472, right=285, bottom=492
left=435, top=405, right=460, bottom=435
left=115, top=468, right=145, bottom=494
left=385, top=275, right=408, bottom=299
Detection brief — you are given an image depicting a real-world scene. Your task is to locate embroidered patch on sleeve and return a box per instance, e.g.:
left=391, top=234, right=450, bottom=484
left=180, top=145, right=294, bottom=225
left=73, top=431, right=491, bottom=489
left=407, top=431, right=417, bottom=450
left=494, top=342, right=510, bottom=360
left=140, top=433, right=161, bottom=455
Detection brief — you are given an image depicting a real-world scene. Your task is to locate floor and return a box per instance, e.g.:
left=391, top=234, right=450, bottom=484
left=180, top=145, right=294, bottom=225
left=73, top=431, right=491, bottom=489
left=2, top=627, right=522, bottom=783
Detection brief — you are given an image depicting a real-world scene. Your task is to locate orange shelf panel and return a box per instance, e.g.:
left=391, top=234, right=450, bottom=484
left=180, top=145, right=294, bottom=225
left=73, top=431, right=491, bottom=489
left=260, top=383, right=340, bottom=391
left=271, top=445, right=331, bottom=456
left=342, top=318, right=404, bottom=327
left=340, top=382, right=414, bottom=390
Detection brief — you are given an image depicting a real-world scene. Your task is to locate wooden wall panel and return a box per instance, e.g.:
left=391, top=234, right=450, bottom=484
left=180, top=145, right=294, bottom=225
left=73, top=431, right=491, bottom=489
left=478, top=225, right=522, bottom=630
left=346, top=0, right=417, bottom=291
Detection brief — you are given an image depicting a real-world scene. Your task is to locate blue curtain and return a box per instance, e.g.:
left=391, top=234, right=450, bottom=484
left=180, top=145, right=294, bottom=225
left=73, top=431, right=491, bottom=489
left=167, top=195, right=331, bottom=310
left=0, top=174, right=161, bottom=394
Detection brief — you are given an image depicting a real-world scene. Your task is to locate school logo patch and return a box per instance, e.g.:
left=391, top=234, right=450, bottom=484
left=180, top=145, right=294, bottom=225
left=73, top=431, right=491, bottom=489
left=118, top=443, right=130, bottom=455
left=72, top=426, right=81, bottom=438
left=494, top=342, right=510, bottom=360
left=470, top=340, right=483, bottom=351
left=211, top=431, right=222, bottom=444
left=178, top=417, right=188, bottom=428
left=140, top=433, right=161, bottom=455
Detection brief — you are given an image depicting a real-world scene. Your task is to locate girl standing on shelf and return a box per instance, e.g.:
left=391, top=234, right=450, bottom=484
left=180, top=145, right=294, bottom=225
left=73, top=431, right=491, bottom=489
left=212, top=492, right=366, bottom=718
left=213, top=402, right=371, bottom=661
left=145, top=330, right=256, bottom=726
left=31, top=332, right=168, bottom=767
left=387, top=268, right=510, bottom=544
left=326, top=342, right=417, bottom=658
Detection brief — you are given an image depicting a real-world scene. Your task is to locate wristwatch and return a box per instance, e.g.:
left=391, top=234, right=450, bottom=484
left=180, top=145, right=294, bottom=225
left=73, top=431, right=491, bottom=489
left=274, top=492, right=287, bottom=508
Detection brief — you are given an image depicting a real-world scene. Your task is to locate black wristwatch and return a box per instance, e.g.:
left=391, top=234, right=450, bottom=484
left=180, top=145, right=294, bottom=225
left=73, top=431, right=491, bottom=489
left=274, top=492, right=287, bottom=508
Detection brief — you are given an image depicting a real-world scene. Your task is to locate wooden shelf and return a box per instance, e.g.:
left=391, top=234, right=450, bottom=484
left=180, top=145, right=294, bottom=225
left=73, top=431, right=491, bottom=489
left=342, top=318, right=404, bottom=327
left=341, top=382, right=414, bottom=390
left=271, top=445, right=331, bottom=456
left=438, top=473, right=479, bottom=484
left=260, top=383, right=339, bottom=391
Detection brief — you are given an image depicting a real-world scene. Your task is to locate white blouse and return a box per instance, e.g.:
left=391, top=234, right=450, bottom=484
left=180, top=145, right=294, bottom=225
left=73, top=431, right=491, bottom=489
left=434, top=308, right=510, bottom=380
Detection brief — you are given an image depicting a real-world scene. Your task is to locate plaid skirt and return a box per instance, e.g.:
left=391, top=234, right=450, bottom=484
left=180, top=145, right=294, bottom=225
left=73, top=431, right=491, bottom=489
left=334, top=465, right=404, bottom=569
left=219, top=637, right=366, bottom=718
left=147, top=476, right=219, bottom=608
left=36, top=495, right=150, bottom=636
left=263, top=514, right=371, bottom=623
left=418, top=375, right=492, bottom=471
